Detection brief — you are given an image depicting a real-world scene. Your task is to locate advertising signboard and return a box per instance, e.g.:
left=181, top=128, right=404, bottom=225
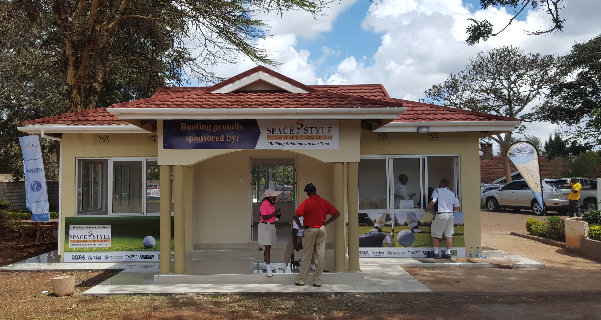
left=64, top=216, right=173, bottom=262
left=357, top=211, right=465, bottom=258
left=163, top=119, right=339, bottom=149
left=18, top=135, right=50, bottom=221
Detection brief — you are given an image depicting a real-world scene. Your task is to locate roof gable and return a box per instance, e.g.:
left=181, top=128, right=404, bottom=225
left=205, top=66, right=315, bottom=94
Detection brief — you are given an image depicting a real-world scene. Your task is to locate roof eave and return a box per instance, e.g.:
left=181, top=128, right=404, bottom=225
left=18, top=124, right=152, bottom=134
left=373, top=121, right=521, bottom=133
left=106, top=107, right=408, bottom=120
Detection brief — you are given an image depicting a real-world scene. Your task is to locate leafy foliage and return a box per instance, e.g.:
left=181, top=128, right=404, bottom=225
left=424, top=46, right=566, bottom=182
left=545, top=216, right=565, bottom=241
left=544, top=133, right=592, bottom=160
left=526, top=216, right=565, bottom=241
left=466, top=0, right=565, bottom=45
left=583, top=210, right=601, bottom=225
left=589, top=225, right=601, bottom=241
left=0, top=211, right=59, bottom=220
left=537, top=33, right=601, bottom=145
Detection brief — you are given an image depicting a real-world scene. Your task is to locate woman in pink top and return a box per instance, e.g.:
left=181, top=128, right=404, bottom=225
left=258, top=189, right=281, bottom=277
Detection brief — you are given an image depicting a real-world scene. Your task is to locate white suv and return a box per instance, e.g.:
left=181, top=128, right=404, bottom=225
left=481, top=179, right=569, bottom=215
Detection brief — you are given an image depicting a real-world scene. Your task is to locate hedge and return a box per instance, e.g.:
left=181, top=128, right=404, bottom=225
left=0, top=211, right=59, bottom=220
left=590, top=225, right=601, bottom=241
left=583, top=210, right=601, bottom=225
left=526, top=217, right=565, bottom=241
left=0, top=201, right=9, bottom=210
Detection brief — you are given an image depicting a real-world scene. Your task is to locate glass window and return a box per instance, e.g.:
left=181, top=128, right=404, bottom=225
left=112, top=161, right=143, bottom=214
left=251, top=165, right=295, bottom=203
left=358, top=159, right=387, bottom=210
left=77, top=159, right=108, bottom=215
left=146, top=160, right=160, bottom=214
left=390, top=158, right=421, bottom=211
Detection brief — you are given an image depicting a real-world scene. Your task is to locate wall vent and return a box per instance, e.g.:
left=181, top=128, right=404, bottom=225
left=98, top=135, right=110, bottom=143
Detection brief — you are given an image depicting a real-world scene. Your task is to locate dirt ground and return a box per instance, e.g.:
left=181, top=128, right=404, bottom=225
left=1, top=211, right=601, bottom=319
left=0, top=234, right=57, bottom=266
left=406, top=210, right=601, bottom=293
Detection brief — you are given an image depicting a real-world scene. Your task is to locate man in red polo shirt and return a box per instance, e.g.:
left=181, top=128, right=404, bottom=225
left=293, top=183, right=340, bottom=287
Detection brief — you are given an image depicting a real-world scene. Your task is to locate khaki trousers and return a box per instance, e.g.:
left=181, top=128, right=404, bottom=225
left=284, top=236, right=316, bottom=265
left=297, top=226, right=326, bottom=285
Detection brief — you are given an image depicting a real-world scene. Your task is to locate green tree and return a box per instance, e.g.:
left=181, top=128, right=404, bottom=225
left=4, top=0, right=326, bottom=112
left=537, top=33, right=601, bottom=145
left=570, top=151, right=601, bottom=178
left=543, top=133, right=592, bottom=160
left=423, top=46, right=566, bottom=182
left=466, top=0, right=566, bottom=45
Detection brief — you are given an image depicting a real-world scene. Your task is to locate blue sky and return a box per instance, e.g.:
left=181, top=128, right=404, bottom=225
left=199, top=0, right=601, bottom=149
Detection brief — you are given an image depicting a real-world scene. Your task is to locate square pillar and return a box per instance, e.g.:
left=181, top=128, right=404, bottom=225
left=347, top=162, right=360, bottom=272
left=159, top=165, right=172, bottom=274
left=173, top=165, right=185, bottom=274
left=333, top=162, right=346, bottom=272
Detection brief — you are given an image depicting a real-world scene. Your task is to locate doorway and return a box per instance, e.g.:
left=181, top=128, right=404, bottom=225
left=250, top=158, right=296, bottom=242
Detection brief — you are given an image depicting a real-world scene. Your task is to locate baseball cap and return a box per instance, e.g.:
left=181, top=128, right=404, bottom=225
left=303, top=183, right=317, bottom=192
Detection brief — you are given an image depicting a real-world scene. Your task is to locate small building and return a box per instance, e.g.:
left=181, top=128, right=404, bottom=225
left=18, top=66, right=519, bottom=274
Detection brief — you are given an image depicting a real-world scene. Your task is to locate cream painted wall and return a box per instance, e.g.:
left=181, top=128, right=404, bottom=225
left=191, top=150, right=337, bottom=245
left=157, top=119, right=361, bottom=165
left=360, top=130, right=482, bottom=251
left=59, top=133, right=158, bottom=257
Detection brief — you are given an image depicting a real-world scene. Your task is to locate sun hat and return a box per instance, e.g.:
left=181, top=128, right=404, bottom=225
left=264, top=189, right=281, bottom=198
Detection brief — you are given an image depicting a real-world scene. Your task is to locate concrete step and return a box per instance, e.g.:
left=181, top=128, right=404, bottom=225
left=154, top=272, right=363, bottom=285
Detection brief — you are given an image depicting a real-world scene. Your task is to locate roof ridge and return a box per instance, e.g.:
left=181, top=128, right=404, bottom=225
left=205, top=66, right=316, bottom=94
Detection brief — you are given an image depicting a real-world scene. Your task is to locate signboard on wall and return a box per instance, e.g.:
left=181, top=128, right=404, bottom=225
left=163, top=119, right=339, bottom=149
left=69, top=225, right=111, bottom=248
left=357, top=211, right=466, bottom=258
left=64, top=216, right=173, bottom=262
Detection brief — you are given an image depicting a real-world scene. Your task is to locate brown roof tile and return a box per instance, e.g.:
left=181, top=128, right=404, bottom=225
left=20, top=108, right=127, bottom=126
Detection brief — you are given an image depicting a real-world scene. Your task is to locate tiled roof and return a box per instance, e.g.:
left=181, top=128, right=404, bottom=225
left=152, top=87, right=205, bottom=97
left=311, top=84, right=390, bottom=99
left=20, top=108, right=127, bottom=126
left=390, top=99, right=519, bottom=123
left=109, top=89, right=402, bottom=109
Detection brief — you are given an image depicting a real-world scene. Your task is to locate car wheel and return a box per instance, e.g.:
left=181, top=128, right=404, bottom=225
left=531, top=200, right=543, bottom=215
left=486, top=198, right=499, bottom=212
left=584, top=199, right=598, bottom=211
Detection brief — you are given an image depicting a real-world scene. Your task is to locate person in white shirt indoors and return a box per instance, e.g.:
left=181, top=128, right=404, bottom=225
left=425, top=178, right=461, bottom=259
left=394, top=174, right=422, bottom=233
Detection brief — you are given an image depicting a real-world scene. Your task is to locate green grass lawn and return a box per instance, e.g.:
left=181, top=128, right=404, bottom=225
left=358, top=225, right=465, bottom=248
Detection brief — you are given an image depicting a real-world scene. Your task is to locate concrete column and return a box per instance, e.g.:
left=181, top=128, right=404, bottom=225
left=159, top=165, right=172, bottom=274
left=184, top=166, right=194, bottom=251
left=173, top=165, right=185, bottom=274
left=347, top=162, right=360, bottom=272
left=333, top=162, right=345, bottom=272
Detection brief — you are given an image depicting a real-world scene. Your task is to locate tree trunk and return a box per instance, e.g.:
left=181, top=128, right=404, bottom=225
left=500, top=132, right=513, bottom=183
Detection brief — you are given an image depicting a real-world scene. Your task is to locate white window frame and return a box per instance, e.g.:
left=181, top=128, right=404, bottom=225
left=75, top=157, right=159, bottom=217
left=359, top=154, right=462, bottom=215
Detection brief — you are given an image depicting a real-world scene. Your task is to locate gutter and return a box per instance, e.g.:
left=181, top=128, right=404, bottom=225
left=373, top=120, right=521, bottom=132
left=106, top=107, right=408, bottom=120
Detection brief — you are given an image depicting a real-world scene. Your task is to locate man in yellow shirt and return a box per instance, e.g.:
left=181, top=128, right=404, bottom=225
left=567, top=178, right=582, bottom=217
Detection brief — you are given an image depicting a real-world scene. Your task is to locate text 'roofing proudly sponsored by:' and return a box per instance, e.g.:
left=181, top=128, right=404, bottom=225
left=163, top=120, right=339, bottom=149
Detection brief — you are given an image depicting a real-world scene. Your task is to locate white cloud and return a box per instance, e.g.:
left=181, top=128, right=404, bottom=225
left=257, top=0, right=358, bottom=40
